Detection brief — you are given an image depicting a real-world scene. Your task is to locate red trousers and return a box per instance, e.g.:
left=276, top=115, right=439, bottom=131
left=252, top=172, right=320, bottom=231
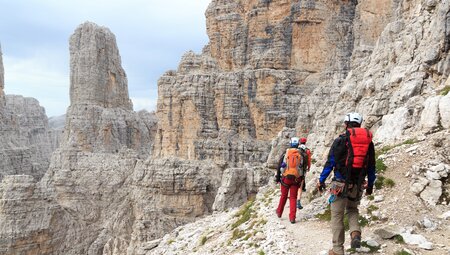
left=276, top=177, right=300, bottom=221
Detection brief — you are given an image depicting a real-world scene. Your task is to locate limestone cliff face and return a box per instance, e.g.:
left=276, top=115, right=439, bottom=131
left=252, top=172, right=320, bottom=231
left=48, top=114, right=66, bottom=150
left=0, top=48, right=59, bottom=182
left=0, top=95, right=54, bottom=181
left=1, top=22, right=227, bottom=255
left=69, top=22, right=132, bottom=109
left=154, top=0, right=385, bottom=165
left=3, top=1, right=450, bottom=255
left=298, top=0, right=450, bottom=158
left=206, top=0, right=357, bottom=74
left=65, top=22, right=152, bottom=157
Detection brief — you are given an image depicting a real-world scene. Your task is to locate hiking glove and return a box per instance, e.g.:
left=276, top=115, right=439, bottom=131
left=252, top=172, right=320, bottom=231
left=366, top=186, right=373, bottom=195
left=275, top=176, right=281, bottom=183
left=317, top=182, right=326, bottom=192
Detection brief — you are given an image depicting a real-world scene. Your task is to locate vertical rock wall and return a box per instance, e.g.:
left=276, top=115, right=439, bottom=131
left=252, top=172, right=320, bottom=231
left=155, top=0, right=362, bottom=164
left=64, top=22, right=153, bottom=157
left=69, top=22, right=132, bottom=109
left=3, top=1, right=450, bottom=254
left=0, top=95, right=53, bottom=181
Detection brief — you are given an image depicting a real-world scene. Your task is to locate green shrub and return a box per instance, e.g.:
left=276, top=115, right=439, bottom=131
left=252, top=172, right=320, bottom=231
left=358, top=215, right=369, bottom=227
left=232, top=198, right=255, bottom=229
left=384, top=178, right=395, bottom=188
left=316, top=205, right=331, bottom=221
left=370, top=215, right=380, bottom=221
left=402, top=139, right=418, bottom=145
left=394, top=235, right=405, bottom=244
left=361, top=241, right=380, bottom=252
left=376, top=158, right=387, bottom=173
left=394, top=249, right=411, bottom=255
left=200, top=236, right=208, bottom=246
left=376, top=145, right=396, bottom=158
left=231, top=229, right=245, bottom=240
left=376, top=138, right=418, bottom=158
left=258, top=218, right=267, bottom=226
left=367, top=205, right=379, bottom=215
left=441, top=86, right=450, bottom=96
left=258, top=250, right=265, bottom=255
left=375, top=176, right=385, bottom=189
left=167, top=239, right=175, bottom=245
left=367, top=195, right=374, bottom=201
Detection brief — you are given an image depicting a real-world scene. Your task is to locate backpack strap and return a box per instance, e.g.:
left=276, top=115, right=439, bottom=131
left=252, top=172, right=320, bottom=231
left=342, top=129, right=353, bottom=198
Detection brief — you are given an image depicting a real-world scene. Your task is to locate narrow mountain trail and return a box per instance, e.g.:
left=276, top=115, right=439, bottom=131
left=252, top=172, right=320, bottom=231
left=280, top=216, right=332, bottom=255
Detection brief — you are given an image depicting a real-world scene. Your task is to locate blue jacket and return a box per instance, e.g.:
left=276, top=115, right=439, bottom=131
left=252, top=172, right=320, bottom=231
left=319, top=134, right=376, bottom=188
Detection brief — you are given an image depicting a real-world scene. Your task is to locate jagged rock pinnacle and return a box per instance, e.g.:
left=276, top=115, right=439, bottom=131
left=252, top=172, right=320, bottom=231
left=69, top=21, right=132, bottom=109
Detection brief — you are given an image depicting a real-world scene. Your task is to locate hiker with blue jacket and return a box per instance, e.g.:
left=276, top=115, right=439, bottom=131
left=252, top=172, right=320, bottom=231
left=317, top=113, right=376, bottom=255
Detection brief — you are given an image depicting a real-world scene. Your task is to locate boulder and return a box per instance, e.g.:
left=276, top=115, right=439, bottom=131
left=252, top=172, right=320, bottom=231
left=420, top=180, right=442, bottom=206
left=374, top=226, right=404, bottom=239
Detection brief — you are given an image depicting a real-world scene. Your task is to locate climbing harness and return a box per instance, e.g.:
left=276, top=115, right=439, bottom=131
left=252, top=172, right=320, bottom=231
left=328, top=181, right=346, bottom=204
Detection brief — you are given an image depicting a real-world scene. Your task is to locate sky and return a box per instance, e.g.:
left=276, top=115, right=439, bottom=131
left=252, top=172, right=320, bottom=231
left=0, top=0, right=211, bottom=117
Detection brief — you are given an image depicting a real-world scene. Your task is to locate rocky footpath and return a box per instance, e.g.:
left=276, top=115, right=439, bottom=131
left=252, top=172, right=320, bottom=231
left=147, top=134, right=450, bottom=255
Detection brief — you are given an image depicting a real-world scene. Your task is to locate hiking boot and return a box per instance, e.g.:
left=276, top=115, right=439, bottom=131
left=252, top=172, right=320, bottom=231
left=290, top=219, right=296, bottom=224
left=296, top=200, right=303, bottom=209
left=276, top=211, right=281, bottom=218
left=350, top=231, right=361, bottom=249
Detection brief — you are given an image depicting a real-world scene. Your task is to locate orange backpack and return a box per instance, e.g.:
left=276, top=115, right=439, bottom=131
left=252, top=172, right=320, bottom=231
left=282, top=148, right=302, bottom=178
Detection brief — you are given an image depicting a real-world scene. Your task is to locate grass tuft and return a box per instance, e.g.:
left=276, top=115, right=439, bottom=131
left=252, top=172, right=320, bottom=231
left=441, top=86, right=450, bottom=96
left=375, top=176, right=385, bottom=189
left=367, top=205, right=379, bottom=215
left=394, top=249, right=411, bottom=255
left=315, top=205, right=332, bottom=221
left=376, top=138, right=419, bottom=158
left=358, top=215, right=369, bottom=227
left=361, top=241, right=380, bottom=253
left=376, top=158, right=387, bottom=173
left=394, top=234, right=405, bottom=244
left=231, top=229, right=245, bottom=240
left=231, top=198, right=255, bottom=229
left=384, top=178, right=395, bottom=188
left=200, top=236, right=207, bottom=246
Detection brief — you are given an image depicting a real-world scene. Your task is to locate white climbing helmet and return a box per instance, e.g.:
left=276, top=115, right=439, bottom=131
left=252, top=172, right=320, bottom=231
left=344, top=112, right=363, bottom=124
left=299, top=144, right=306, bottom=150
left=290, top=137, right=300, bottom=148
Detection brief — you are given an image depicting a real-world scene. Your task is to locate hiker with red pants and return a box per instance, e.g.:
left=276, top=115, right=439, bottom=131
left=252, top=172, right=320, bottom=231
left=275, top=137, right=303, bottom=224
left=296, top=137, right=312, bottom=209
left=317, top=112, right=376, bottom=255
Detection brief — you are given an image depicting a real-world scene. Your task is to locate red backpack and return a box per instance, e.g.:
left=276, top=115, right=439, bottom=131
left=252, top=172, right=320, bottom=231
left=346, top=128, right=372, bottom=169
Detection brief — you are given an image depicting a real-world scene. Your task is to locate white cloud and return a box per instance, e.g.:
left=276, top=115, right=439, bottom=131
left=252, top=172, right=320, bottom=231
left=131, top=96, right=157, bottom=113
left=0, top=0, right=211, bottom=117
left=3, top=55, right=68, bottom=88
left=3, top=55, right=70, bottom=117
